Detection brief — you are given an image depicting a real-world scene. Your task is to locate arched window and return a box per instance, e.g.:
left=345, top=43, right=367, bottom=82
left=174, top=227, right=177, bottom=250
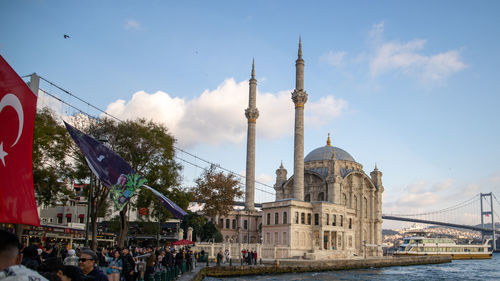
left=301, top=213, right=305, bottom=224
left=267, top=213, right=271, bottom=225
left=326, top=214, right=330, bottom=225
left=314, top=213, right=319, bottom=225
left=295, top=212, right=299, bottom=224
left=305, top=194, right=311, bottom=202
left=307, top=213, right=311, bottom=225
left=275, top=212, right=279, bottom=224
left=318, top=192, right=324, bottom=201
left=349, top=218, right=352, bottom=229
left=283, top=212, right=288, bottom=224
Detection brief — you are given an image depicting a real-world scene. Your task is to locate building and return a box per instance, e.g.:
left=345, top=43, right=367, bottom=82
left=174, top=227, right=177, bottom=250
left=216, top=39, right=384, bottom=260
left=261, top=38, right=384, bottom=259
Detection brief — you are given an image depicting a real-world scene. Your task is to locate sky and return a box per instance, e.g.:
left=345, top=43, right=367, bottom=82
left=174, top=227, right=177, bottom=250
left=2, top=0, right=500, bottom=229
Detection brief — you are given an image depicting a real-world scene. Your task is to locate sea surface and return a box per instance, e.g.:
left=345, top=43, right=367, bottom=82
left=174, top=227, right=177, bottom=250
left=203, top=253, right=500, bottom=281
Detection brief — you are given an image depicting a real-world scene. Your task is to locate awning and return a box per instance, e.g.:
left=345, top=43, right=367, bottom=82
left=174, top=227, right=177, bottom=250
left=66, top=213, right=72, bottom=218
left=79, top=214, right=85, bottom=218
left=57, top=213, right=63, bottom=218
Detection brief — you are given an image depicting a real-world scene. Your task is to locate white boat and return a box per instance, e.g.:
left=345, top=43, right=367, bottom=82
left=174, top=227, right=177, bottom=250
left=395, top=234, right=492, bottom=260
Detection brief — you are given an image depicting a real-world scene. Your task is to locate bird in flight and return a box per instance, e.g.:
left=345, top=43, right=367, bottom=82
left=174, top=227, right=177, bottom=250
left=64, top=34, right=70, bottom=39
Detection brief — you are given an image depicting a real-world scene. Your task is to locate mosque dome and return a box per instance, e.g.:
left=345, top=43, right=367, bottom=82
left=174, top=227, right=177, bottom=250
left=304, top=134, right=356, bottom=163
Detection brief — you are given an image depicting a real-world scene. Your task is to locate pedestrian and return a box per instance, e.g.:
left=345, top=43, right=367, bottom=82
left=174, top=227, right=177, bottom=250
left=144, top=246, right=156, bottom=281
left=79, top=249, right=108, bottom=281
left=121, top=248, right=136, bottom=281
left=216, top=251, right=223, bottom=267
left=253, top=251, right=258, bottom=265
left=21, top=245, right=40, bottom=270
left=63, top=249, right=79, bottom=266
left=107, top=250, right=122, bottom=281
left=0, top=229, right=48, bottom=281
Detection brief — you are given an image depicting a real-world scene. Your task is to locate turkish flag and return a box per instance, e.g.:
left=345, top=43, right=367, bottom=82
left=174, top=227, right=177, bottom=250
left=0, top=55, right=39, bottom=226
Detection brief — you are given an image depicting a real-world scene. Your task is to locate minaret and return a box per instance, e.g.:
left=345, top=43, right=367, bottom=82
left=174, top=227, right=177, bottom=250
left=244, top=59, right=259, bottom=211
left=291, top=37, right=308, bottom=200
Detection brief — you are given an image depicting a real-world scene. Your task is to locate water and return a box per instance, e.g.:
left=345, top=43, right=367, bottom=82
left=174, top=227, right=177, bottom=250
left=203, top=253, right=500, bottom=281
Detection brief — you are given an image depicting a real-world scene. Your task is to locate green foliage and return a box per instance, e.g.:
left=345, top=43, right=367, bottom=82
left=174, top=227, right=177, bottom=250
left=180, top=212, right=207, bottom=241
left=201, top=220, right=223, bottom=242
left=33, top=108, right=75, bottom=205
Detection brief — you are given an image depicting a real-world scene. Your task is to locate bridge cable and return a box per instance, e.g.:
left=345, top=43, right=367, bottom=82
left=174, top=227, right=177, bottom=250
left=385, top=194, right=479, bottom=217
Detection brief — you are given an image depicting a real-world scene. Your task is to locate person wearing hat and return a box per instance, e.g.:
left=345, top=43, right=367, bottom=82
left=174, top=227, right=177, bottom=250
left=79, top=249, right=108, bottom=281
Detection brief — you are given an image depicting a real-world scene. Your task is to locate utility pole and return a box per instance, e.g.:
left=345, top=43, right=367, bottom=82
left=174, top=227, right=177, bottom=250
left=84, top=174, right=93, bottom=247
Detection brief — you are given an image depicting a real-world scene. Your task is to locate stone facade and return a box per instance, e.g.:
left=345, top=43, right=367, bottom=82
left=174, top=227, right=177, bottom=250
left=217, top=209, right=262, bottom=243
left=218, top=39, right=383, bottom=259
left=262, top=39, right=384, bottom=259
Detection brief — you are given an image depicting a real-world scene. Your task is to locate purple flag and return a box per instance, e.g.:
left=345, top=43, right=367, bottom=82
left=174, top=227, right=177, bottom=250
left=64, top=121, right=187, bottom=218
left=144, top=185, right=187, bottom=219
left=64, top=121, right=146, bottom=211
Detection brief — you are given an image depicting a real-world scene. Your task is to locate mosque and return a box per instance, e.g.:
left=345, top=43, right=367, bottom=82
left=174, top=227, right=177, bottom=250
left=216, top=39, right=384, bottom=259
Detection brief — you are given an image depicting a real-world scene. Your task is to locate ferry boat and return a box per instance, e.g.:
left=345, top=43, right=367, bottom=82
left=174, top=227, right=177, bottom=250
left=395, top=234, right=492, bottom=259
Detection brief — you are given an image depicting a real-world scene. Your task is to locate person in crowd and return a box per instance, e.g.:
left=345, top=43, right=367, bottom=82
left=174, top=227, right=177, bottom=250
left=107, top=250, right=122, bottom=281
left=97, top=248, right=110, bottom=273
left=41, top=245, right=54, bottom=261
left=162, top=247, right=173, bottom=270
left=174, top=249, right=183, bottom=275
left=64, top=249, right=79, bottom=266
left=253, top=250, right=258, bottom=265
left=57, top=265, right=82, bottom=281
left=121, top=248, right=136, bottom=281
left=216, top=250, right=223, bottom=267
left=38, top=257, right=64, bottom=277
left=79, top=249, right=108, bottom=281
left=21, top=245, right=40, bottom=270
left=144, top=246, right=156, bottom=281
left=224, top=249, right=230, bottom=264
left=0, top=229, right=48, bottom=281
left=156, top=249, right=165, bottom=271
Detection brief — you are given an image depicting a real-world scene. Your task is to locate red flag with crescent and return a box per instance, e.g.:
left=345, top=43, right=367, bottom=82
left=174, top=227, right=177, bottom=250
left=0, top=55, right=40, bottom=226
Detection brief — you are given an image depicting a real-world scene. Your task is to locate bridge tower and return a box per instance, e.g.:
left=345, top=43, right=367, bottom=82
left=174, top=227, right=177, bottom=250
left=480, top=192, right=496, bottom=251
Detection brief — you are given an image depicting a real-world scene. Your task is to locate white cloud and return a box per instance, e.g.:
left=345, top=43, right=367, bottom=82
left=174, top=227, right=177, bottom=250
left=125, top=20, right=141, bottom=30
left=367, top=22, right=466, bottom=82
left=368, top=21, right=385, bottom=43
left=105, top=78, right=347, bottom=147
left=320, top=50, right=347, bottom=67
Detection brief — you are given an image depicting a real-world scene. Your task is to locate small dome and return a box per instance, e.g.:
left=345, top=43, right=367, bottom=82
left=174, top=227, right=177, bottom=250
left=304, top=145, right=356, bottom=162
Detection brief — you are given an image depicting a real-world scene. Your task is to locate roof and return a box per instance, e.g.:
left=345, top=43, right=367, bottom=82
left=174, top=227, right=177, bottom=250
left=304, top=145, right=356, bottom=163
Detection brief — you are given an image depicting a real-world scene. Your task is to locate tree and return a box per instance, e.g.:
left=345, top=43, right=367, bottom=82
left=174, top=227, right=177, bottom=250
left=191, top=165, right=243, bottom=220
left=72, top=117, right=183, bottom=247
left=33, top=107, right=75, bottom=205
left=201, top=221, right=223, bottom=242
left=180, top=212, right=207, bottom=242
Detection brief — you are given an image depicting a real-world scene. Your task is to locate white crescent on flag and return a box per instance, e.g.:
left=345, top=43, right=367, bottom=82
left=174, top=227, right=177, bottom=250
left=0, top=93, right=24, bottom=147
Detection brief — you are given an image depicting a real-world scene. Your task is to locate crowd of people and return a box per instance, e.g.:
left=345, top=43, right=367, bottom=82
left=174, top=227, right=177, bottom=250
left=0, top=229, right=201, bottom=281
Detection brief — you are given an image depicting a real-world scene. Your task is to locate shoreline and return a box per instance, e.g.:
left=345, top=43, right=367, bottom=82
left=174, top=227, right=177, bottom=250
left=191, top=256, right=452, bottom=280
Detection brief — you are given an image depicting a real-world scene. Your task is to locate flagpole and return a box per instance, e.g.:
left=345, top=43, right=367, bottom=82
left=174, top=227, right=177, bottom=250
left=85, top=174, right=93, bottom=247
